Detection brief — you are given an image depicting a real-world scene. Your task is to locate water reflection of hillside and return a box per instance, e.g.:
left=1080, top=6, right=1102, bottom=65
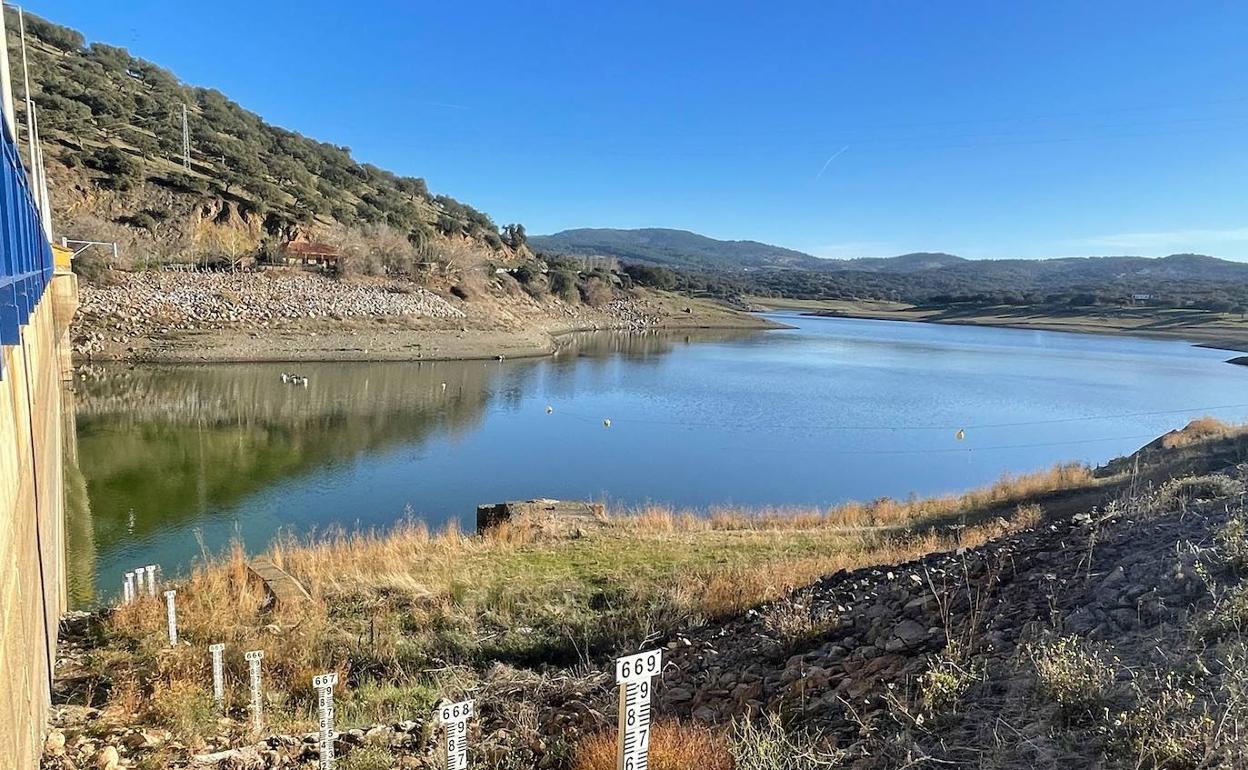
left=71, top=330, right=759, bottom=546
left=74, top=360, right=508, bottom=553
left=68, top=327, right=770, bottom=604
left=553, top=327, right=762, bottom=360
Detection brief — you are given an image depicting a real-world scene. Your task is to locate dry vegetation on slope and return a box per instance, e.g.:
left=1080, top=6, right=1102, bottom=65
left=41, top=420, right=1248, bottom=769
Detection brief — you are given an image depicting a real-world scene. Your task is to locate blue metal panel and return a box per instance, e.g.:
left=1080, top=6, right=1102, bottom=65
left=0, top=114, right=52, bottom=354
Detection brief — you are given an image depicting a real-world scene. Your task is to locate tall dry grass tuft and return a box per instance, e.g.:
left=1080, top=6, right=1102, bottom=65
left=1161, top=417, right=1247, bottom=449
left=573, top=722, right=733, bottom=770
left=99, top=541, right=338, bottom=734
left=694, top=511, right=1039, bottom=619
left=623, top=462, right=1096, bottom=533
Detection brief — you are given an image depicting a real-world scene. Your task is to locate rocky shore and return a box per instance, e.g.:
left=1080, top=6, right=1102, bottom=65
left=73, top=270, right=775, bottom=363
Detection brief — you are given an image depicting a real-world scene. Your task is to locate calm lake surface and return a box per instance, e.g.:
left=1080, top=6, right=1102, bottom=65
left=67, top=313, right=1248, bottom=606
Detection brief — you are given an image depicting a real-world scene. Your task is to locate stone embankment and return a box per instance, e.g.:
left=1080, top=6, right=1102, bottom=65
left=656, top=499, right=1214, bottom=736
left=75, top=271, right=465, bottom=357
left=70, top=270, right=723, bottom=363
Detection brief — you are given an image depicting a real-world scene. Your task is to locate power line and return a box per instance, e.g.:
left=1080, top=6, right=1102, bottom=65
left=545, top=402, right=1248, bottom=433
left=721, top=433, right=1164, bottom=456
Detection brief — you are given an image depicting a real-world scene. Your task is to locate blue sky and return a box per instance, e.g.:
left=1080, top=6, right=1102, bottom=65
left=22, top=1, right=1248, bottom=259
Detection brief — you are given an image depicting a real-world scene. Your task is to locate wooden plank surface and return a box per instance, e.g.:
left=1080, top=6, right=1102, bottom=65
left=247, top=556, right=311, bottom=607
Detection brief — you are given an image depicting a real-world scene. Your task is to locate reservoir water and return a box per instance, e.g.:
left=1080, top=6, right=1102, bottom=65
left=67, top=313, right=1248, bottom=606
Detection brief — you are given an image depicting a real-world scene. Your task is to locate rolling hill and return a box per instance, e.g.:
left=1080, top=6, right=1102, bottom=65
left=6, top=9, right=523, bottom=277
left=529, top=228, right=828, bottom=271
left=536, top=229, right=1248, bottom=308
left=538, top=228, right=1247, bottom=291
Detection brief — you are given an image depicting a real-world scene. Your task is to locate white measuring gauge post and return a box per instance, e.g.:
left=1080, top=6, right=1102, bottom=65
left=245, top=650, right=264, bottom=730
left=437, top=699, right=474, bottom=770
left=164, top=590, right=178, bottom=646
left=615, top=649, right=662, bottom=770
left=144, top=565, right=157, bottom=596
left=122, top=571, right=134, bottom=604
left=312, top=673, right=338, bottom=770
left=209, top=643, right=226, bottom=708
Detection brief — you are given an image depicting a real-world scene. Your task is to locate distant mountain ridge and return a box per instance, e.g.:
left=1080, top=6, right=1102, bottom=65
left=529, top=228, right=827, bottom=270
left=531, top=229, right=1248, bottom=286
left=835, top=252, right=968, bottom=273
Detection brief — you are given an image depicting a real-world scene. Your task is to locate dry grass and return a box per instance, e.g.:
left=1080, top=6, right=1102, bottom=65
left=1027, top=635, right=1119, bottom=721
left=657, top=462, right=1094, bottom=532
left=95, top=473, right=1059, bottom=740
left=730, top=713, right=845, bottom=769
left=96, top=508, right=1044, bottom=739
left=99, top=544, right=337, bottom=739
left=1161, top=417, right=1248, bottom=449
left=573, top=721, right=733, bottom=770
left=1158, top=474, right=1242, bottom=509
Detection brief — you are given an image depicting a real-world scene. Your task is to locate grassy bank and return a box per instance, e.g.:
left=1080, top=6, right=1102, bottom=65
left=81, top=463, right=1097, bottom=749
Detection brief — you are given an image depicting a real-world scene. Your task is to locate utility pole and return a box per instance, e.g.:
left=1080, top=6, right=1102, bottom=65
left=16, top=6, right=50, bottom=237
left=17, top=5, right=36, bottom=182
left=181, top=102, right=190, bottom=170
left=0, top=3, right=17, bottom=139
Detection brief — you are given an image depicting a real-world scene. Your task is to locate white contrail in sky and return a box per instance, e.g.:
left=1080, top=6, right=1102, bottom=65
left=815, top=145, right=850, bottom=181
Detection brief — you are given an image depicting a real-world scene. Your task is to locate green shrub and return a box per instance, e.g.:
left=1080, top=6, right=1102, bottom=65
left=339, top=746, right=393, bottom=770
left=549, top=270, right=578, bottom=303
left=1217, top=510, right=1248, bottom=572
left=146, top=680, right=215, bottom=740
left=1207, top=583, right=1248, bottom=635
left=1114, top=673, right=1215, bottom=769
left=1028, top=636, right=1118, bottom=720
left=85, top=146, right=144, bottom=191
left=338, top=679, right=437, bottom=729
left=918, top=644, right=980, bottom=716
left=1158, top=475, right=1241, bottom=509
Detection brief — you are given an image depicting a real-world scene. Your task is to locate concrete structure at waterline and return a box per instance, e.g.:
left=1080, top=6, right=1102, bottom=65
left=476, top=498, right=607, bottom=535
left=0, top=6, right=78, bottom=766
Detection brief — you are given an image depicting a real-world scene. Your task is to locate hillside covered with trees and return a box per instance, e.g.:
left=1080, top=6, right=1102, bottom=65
left=6, top=9, right=527, bottom=278
left=627, top=254, right=1248, bottom=312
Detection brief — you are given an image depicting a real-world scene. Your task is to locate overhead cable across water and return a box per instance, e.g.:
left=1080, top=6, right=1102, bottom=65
left=542, top=402, right=1248, bottom=433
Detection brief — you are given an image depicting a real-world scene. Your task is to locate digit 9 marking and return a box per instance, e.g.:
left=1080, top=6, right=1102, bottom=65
left=616, top=649, right=662, bottom=770
left=436, top=699, right=474, bottom=770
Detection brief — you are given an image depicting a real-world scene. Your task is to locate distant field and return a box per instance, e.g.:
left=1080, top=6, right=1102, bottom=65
left=747, top=296, right=1248, bottom=353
